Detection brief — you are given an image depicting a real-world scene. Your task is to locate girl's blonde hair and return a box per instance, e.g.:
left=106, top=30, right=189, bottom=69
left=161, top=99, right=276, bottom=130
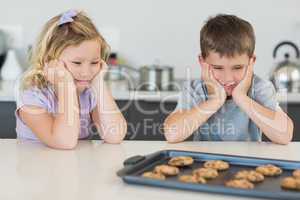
left=22, top=10, right=110, bottom=89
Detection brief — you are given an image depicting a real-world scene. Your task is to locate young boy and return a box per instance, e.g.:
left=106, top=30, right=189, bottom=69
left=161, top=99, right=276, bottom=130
left=164, top=14, right=293, bottom=144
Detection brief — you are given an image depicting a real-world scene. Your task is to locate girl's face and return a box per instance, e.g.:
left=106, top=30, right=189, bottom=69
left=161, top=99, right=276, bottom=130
left=59, top=39, right=101, bottom=93
left=202, top=52, right=254, bottom=96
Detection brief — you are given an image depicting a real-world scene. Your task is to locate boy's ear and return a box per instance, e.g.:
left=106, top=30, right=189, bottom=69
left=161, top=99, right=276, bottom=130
left=251, top=54, right=256, bottom=65
left=198, top=55, right=204, bottom=66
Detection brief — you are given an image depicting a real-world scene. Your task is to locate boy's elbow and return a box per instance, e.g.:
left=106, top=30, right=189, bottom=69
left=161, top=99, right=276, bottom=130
left=274, top=123, right=293, bottom=145
left=165, top=136, right=182, bottom=144
left=281, top=117, right=294, bottom=145
left=163, top=122, right=183, bottom=144
left=284, top=118, right=294, bottom=144
left=275, top=137, right=291, bottom=145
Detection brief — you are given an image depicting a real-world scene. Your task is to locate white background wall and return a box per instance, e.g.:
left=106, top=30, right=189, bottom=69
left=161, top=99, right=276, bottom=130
left=1, top=0, right=300, bottom=79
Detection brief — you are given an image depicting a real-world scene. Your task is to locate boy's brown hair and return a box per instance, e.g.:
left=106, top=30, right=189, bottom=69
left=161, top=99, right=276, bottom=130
left=200, top=14, right=255, bottom=58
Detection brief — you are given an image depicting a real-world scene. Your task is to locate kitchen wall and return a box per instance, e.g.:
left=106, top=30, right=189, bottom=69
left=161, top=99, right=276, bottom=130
left=0, top=0, right=300, bottom=79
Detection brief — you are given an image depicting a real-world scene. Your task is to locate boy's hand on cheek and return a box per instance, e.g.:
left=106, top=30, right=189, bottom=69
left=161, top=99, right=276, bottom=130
left=201, top=62, right=226, bottom=106
left=232, top=58, right=254, bottom=103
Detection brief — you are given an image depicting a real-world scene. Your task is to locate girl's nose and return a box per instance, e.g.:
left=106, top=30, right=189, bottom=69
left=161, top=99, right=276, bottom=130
left=80, top=64, right=91, bottom=77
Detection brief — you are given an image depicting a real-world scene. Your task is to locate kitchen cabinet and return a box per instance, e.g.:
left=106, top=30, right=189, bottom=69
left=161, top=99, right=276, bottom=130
left=91, top=100, right=190, bottom=140
left=115, top=101, right=300, bottom=142
left=0, top=102, right=17, bottom=138
left=1, top=101, right=300, bottom=141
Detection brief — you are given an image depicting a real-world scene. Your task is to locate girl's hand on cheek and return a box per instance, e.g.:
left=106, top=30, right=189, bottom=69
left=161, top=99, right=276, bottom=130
left=92, top=60, right=108, bottom=86
left=232, top=58, right=254, bottom=101
left=44, top=59, right=74, bottom=87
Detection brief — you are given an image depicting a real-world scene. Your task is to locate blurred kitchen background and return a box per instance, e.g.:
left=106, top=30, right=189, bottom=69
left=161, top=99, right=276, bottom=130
left=0, top=0, right=300, bottom=141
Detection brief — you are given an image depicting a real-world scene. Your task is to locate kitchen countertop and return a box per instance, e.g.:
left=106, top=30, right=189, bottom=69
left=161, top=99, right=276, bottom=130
left=1, top=80, right=300, bottom=103
left=0, top=139, right=300, bottom=200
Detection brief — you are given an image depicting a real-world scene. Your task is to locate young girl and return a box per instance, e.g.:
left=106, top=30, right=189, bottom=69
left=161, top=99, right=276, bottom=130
left=15, top=10, right=127, bottom=149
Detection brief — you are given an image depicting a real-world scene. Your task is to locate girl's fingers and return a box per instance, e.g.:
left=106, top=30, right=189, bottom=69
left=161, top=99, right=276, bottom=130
left=100, top=60, right=108, bottom=70
left=99, top=60, right=108, bottom=75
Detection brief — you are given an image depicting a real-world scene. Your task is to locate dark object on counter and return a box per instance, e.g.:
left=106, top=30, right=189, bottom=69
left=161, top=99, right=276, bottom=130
left=0, top=29, right=8, bottom=74
left=0, top=53, right=7, bottom=71
left=270, top=41, right=300, bottom=93
left=118, top=150, right=300, bottom=200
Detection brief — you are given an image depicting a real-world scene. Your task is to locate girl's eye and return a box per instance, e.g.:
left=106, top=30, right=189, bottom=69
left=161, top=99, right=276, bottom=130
left=72, top=61, right=82, bottom=65
left=213, top=67, right=223, bottom=70
left=91, top=61, right=99, bottom=65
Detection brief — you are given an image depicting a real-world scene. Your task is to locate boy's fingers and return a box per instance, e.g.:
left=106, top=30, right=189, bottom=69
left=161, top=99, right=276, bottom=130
left=201, top=62, right=210, bottom=80
left=246, top=59, right=254, bottom=78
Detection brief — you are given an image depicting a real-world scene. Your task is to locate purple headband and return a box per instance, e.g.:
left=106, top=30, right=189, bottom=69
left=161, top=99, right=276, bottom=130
left=58, top=10, right=78, bottom=26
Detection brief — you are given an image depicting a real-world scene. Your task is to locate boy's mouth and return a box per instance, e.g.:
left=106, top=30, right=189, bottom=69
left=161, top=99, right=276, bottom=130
left=221, top=82, right=237, bottom=94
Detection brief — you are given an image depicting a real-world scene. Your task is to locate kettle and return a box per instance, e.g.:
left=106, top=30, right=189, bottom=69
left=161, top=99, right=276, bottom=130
left=270, top=41, right=300, bottom=93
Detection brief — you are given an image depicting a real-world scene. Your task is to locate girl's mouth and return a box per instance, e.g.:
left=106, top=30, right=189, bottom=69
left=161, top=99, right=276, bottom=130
left=75, top=79, right=90, bottom=85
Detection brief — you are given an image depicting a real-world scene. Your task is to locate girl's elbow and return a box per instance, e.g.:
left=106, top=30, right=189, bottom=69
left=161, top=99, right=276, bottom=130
left=48, top=140, right=78, bottom=150
left=104, top=129, right=127, bottom=144
left=104, top=137, right=124, bottom=144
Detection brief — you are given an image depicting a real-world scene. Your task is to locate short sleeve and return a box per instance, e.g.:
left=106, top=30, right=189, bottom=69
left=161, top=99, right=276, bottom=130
left=251, top=75, right=279, bottom=111
left=175, top=80, right=207, bottom=111
left=16, top=88, right=49, bottom=111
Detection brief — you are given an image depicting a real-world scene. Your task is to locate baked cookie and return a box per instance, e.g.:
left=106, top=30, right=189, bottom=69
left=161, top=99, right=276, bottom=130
left=293, top=169, right=300, bottom=179
left=142, top=172, right=165, bottom=180
left=281, top=177, right=300, bottom=191
left=255, top=164, right=282, bottom=176
left=193, top=167, right=219, bottom=179
left=204, top=160, right=230, bottom=171
left=225, top=179, right=254, bottom=189
left=178, top=175, right=206, bottom=184
left=154, top=165, right=180, bottom=176
left=235, top=170, right=265, bottom=183
left=168, top=156, right=194, bottom=167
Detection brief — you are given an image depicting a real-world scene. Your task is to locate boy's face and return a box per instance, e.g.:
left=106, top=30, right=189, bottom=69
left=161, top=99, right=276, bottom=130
left=200, top=52, right=255, bottom=96
left=59, top=39, right=101, bottom=93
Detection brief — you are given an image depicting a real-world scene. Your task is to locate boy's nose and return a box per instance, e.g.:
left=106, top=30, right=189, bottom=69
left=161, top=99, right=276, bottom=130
left=223, top=72, right=235, bottom=85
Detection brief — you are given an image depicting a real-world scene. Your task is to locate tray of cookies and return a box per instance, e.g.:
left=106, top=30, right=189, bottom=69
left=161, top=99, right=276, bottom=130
left=117, top=150, right=300, bottom=199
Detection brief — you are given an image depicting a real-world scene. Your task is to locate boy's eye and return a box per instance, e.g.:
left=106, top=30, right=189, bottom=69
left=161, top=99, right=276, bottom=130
left=72, top=61, right=82, bottom=65
left=233, top=66, right=243, bottom=70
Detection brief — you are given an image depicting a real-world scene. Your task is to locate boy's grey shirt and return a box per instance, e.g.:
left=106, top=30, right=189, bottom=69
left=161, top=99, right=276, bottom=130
left=175, top=74, right=279, bottom=141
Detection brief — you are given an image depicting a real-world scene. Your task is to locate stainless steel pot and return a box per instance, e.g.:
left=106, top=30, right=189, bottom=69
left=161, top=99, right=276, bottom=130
left=139, top=65, right=174, bottom=91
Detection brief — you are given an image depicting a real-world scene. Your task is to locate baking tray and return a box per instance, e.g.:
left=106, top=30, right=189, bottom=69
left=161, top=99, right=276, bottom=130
left=117, top=150, right=300, bottom=199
